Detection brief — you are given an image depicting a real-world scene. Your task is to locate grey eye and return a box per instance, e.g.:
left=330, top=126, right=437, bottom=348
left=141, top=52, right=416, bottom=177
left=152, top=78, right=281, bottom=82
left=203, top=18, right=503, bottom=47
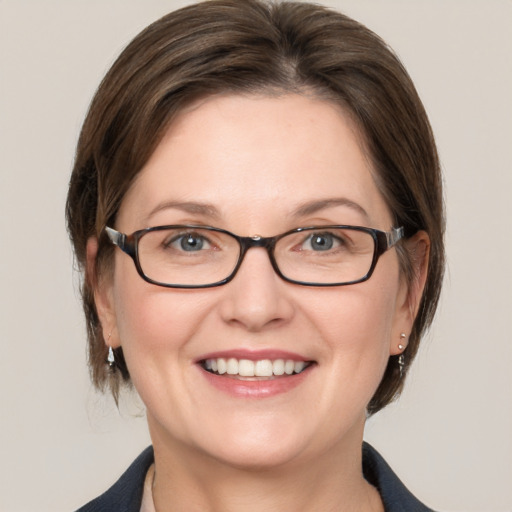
left=165, top=233, right=211, bottom=252
left=181, top=235, right=204, bottom=251
left=305, top=232, right=340, bottom=251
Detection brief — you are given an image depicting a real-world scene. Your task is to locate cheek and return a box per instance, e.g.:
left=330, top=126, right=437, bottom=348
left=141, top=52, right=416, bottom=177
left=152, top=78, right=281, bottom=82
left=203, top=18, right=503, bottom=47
left=111, top=278, right=219, bottom=430
left=111, top=258, right=213, bottom=370
left=304, top=270, right=400, bottom=386
left=308, top=284, right=397, bottom=348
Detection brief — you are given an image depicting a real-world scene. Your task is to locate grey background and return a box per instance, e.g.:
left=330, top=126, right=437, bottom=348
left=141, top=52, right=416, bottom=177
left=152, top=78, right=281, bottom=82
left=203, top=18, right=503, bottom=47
left=1, top=1, right=511, bottom=511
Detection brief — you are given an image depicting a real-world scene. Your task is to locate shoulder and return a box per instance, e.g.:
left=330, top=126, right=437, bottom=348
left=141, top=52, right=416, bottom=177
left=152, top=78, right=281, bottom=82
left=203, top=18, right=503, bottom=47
left=75, top=446, right=154, bottom=512
left=363, top=443, right=437, bottom=512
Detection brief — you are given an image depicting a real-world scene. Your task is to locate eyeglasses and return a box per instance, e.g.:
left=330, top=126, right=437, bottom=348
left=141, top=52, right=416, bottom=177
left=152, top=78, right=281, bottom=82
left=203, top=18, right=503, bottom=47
left=105, top=224, right=404, bottom=288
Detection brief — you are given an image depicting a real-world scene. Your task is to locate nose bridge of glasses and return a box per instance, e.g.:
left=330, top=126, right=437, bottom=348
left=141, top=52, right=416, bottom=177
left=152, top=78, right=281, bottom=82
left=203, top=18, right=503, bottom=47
left=238, top=234, right=276, bottom=253
left=235, top=234, right=278, bottom=274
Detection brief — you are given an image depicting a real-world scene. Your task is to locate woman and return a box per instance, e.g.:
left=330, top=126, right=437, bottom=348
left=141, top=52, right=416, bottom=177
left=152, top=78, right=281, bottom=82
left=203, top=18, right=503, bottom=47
left=67, top=0, right=444, bottom=510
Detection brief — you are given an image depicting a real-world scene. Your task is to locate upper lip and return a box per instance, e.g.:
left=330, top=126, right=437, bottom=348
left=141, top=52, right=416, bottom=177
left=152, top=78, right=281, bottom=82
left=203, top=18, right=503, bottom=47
left=195, top=348, right=313, bottom=363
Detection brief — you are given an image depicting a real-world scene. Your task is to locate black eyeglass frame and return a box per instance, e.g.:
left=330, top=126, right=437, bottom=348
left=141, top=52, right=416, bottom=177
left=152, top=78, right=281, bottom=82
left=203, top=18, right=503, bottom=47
left=105, top=224, right=404, bottom=289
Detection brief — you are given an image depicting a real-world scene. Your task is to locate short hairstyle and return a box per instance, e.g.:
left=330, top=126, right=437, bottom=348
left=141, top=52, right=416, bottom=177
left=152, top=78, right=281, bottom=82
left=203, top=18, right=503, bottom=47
left=66, top=0, right=444, bottom=414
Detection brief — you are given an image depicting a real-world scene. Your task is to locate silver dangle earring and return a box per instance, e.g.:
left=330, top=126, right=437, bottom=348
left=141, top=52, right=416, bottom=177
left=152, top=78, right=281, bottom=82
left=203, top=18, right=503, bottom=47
left=107, top=346, right=115, bottom=369
left=398, top=353, right=405, bottom=378
left=398, top=333, right=406, bottom=377
left=107, top=333, right=115, bottom=369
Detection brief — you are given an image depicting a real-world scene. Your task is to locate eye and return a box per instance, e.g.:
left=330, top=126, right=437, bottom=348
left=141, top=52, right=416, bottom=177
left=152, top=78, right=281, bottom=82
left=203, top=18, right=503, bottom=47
left=166, top=232, right=212, bottom=252
left=302, top=232, right=342, bottom=251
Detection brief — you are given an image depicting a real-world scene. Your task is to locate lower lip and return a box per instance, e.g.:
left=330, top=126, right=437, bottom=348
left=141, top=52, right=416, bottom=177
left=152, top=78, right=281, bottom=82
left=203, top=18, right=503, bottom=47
left=199, top=365, right=313, bottom=398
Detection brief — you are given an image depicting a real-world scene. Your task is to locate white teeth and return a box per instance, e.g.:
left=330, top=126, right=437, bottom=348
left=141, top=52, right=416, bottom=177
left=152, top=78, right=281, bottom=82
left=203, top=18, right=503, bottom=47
left=273, top=359, right=285, bottom=376
left=294, top=361, right=306, bottom=373
left=217, top=358, right=227, bottom=375
left=204, top=357, right=309, bottom=377
left=226, top=358, right=238, bottom=375
left=255, top=359, right=273, bottom=377
left=238, top=359, right=255, bottom=377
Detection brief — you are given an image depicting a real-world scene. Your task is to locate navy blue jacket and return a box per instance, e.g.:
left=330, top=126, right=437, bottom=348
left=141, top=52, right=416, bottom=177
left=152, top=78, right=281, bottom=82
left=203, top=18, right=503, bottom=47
left=76, top=443, right=436, bottom=511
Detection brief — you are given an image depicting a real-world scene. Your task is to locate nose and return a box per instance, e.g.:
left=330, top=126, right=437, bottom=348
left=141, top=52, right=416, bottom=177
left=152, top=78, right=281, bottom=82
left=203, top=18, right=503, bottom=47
left=218, top=247, right=295, bottom=332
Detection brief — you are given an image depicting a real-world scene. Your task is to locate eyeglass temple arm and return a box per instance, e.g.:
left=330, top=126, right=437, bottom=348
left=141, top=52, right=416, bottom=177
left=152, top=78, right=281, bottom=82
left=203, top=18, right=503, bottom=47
left=105, top=226, right=126, bottom=250
left=386, top=226, right=404, bottom=248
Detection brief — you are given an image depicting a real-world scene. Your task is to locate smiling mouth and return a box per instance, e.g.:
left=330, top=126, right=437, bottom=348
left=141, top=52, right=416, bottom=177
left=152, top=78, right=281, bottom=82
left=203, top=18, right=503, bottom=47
left=200, top=358, right=314, bottom=379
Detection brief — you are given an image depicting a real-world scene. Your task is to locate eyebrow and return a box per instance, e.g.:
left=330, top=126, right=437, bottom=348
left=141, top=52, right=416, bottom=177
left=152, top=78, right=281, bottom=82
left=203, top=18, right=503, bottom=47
left=291, top=198, right=370, bottom=222
left=144, top=197, right=369, bottom=225
left=145, top=201, right=221, bottom=223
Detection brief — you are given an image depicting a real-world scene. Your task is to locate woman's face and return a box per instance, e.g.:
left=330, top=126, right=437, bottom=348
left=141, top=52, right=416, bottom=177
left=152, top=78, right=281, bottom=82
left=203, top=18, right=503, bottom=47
left=96, top=94, right=416, bottom=468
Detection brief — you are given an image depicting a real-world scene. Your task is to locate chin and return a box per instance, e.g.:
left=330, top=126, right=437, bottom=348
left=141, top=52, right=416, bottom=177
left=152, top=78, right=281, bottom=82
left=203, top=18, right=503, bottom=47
left=203, top=438, right=309, bottom=472
left=185, top=414, right=326, bottom=472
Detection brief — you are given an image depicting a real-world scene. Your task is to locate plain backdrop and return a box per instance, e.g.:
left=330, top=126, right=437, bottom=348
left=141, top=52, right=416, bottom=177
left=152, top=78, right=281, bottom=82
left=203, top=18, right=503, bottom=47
left=1, top=1, right=511, bottom=511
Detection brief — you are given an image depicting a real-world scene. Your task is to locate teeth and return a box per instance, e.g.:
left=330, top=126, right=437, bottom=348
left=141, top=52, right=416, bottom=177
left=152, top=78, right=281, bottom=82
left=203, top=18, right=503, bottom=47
left=255, top=360, right=273, bottom=377
left=239, top=359, right=255, bottom=377
left=273, top=359, right=285, bottom=376
left=226, top=358, right=238, bottom=375
left=217, top=358, right=227, bottom=375
left=294, top=361, right=306, bottom=373
left=203, top=358, right=309, bottom=377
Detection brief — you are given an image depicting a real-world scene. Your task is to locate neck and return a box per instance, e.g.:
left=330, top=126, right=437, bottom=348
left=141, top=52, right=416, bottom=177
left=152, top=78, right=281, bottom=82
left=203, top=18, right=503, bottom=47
left=148, top=422, right=383, bottom=512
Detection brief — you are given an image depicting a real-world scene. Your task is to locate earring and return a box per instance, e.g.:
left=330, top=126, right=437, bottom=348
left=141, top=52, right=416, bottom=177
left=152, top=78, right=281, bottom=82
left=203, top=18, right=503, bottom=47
left=107, top=346, right=115, bottom=368
left=398, top=332, right=406, bottom=351
left=106, top=332, right=115, bottom=369
left=398, top=333, right=406, bottom=377
left=398, top=353, right=405, bottom=378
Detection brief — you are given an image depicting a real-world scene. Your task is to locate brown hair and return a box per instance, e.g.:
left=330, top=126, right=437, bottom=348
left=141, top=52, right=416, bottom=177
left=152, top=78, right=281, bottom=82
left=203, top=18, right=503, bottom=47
left=66, top=0, right=444, bottom=414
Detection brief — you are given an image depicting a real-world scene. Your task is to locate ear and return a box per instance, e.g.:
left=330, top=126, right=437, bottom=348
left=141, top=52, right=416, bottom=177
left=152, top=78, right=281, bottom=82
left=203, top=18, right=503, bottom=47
left=390, top=230, right=430, bottom=355
left=86, top=237, right=120, bottom=348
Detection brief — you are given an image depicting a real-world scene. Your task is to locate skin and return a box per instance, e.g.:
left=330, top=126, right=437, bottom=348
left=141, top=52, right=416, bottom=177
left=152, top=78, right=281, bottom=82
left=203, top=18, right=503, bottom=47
left=90, top=94, right=429, bottom=512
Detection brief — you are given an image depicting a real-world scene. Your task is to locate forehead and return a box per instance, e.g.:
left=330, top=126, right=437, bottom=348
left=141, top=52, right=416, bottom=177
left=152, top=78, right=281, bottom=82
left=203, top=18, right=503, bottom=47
left=118, top=94, right=392, bottom=232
